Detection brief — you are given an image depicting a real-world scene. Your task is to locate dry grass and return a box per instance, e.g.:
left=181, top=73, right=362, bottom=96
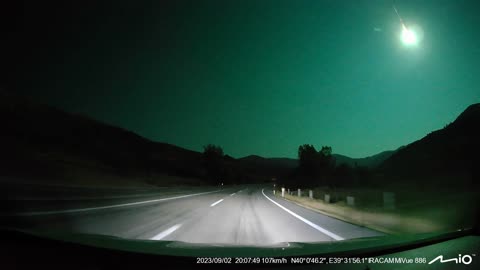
left=276, top=191, right=476, bottom=235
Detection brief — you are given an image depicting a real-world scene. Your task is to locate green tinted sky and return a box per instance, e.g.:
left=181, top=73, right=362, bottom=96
left=8, top=0, right=480, bottom=158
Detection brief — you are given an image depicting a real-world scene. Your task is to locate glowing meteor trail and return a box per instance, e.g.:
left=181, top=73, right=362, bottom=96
left=394, top=4, right=418, bottom=46
left=393, top=5, right=404, bottom=25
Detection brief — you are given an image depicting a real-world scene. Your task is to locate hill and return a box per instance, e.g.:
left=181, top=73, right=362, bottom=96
left=0, top=91, right=205, bottom=187
left=0, top=91, right=295, bottom=187
left=236, top=149, right=395, bottom=172
left=379, top=103, right=480, bottom=188
left=235, top=155, right=296, bottom=181
left=238, top=155, right=298, bottom=168
left=332, top=150, right=395, bottom=168
left=3, top=90, right=477, bottom=189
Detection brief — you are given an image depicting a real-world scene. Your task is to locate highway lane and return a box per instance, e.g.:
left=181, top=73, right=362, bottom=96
left=2, top=186, right=383, bottom=245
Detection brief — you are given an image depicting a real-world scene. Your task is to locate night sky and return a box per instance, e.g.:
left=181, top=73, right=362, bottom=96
left=6, top=0, right=480, bottom=158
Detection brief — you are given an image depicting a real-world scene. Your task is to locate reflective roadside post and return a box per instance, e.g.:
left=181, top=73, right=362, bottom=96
left=347, top=196, right=355, bottom=207
left=383, top=192, right=395, bottom=210
left=281, top=188, right=285, bottom=198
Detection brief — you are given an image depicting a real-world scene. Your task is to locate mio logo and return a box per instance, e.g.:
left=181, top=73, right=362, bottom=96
left=428, top=254, right=476, bottom=265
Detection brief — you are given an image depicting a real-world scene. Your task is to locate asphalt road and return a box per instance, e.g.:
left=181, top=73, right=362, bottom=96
left=2, top=186, right=383, bottom=245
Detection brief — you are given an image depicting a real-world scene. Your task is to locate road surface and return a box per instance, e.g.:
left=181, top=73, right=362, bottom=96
left=2, top=186, right=383, bottom=245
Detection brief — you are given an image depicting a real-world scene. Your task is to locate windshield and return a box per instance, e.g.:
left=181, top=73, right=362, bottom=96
left=2, top=0, right=479, bottom=264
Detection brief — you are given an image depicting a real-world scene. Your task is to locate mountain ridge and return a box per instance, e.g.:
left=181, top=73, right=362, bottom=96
left=1, top=90, right=478, bottom=188
left=379, top=103, right=480, bottom=187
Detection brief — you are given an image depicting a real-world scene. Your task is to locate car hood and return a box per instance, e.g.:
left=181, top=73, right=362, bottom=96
left=0, top=227, right=474, bottom=258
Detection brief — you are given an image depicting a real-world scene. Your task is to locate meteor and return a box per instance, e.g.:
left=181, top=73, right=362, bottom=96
left=393, top=4, right=418, bottom=46
left=393, top=5, right=404, bottom=25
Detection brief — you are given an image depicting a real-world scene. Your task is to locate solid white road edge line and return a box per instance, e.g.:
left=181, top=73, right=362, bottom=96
left=151, top=224, right=182, bottom=240
left=230, top=192, right=236, bottom=196
left=12, top=190, right=223, bottom=216
left=261, top=188, right=344, bottom=241
left=210, top=199, right=224, bottom=207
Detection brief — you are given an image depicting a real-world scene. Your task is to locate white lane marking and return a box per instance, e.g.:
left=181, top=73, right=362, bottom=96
left=230, top=192, right=236, bottom=196
left=10, top=190, right=223, bottom=216
left=210, top=199, right=224, bottom=207
left=151, top=224, right=182, bottom=240
left=261, top=189, right=344, bottom=241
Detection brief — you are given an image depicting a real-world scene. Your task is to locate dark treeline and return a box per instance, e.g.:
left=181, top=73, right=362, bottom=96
left=278, top=144, right=374, bottom=189
left=200, top=143, right=378, bottom=189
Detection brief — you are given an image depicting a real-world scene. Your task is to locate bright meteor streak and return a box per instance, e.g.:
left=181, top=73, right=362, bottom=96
left=393, top=5, right=403, bottom=25
left=394, top=4, right=419, bottom=46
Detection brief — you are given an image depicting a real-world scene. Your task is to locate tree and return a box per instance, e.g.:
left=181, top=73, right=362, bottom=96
left=318, top=146, right=335, bottom=186
left=319, top=146, right=332, bottom=157
left=202, top=144, right=225, bottom=184
left=203, top=144, right=224, bottom=159
left=318, top=146, right=334, bottom=169
left=298, top=144, right=318, bottom=175
left=297, top=144, right=335, bottom=187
